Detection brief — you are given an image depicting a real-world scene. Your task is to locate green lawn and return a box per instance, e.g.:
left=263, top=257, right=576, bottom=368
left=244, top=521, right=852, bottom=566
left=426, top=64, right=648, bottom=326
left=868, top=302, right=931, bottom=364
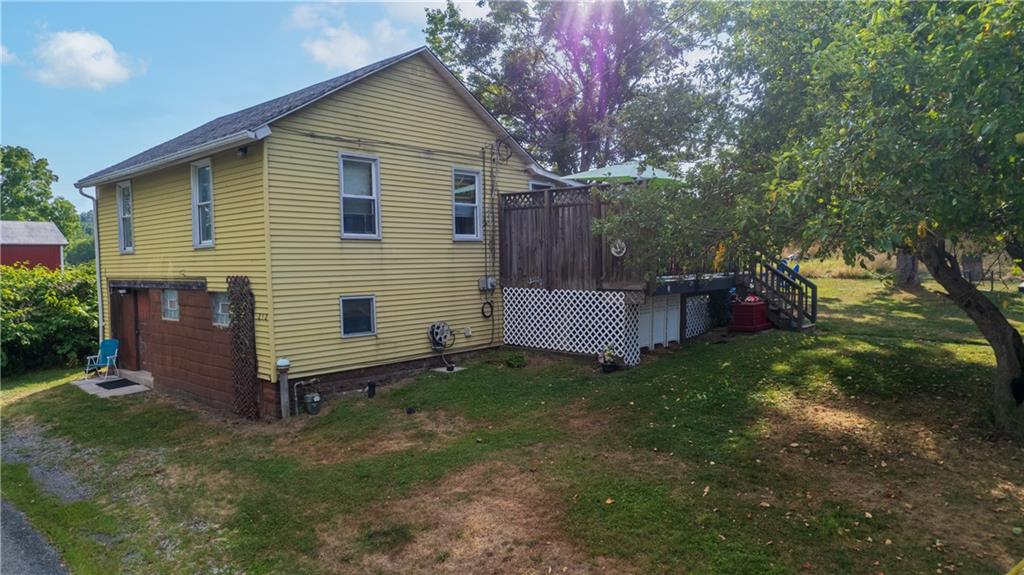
left=2, top=279, right=1023, bottom=574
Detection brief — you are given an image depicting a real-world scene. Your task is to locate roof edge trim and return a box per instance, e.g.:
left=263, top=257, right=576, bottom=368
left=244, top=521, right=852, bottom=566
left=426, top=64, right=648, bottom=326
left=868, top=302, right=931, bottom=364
left=75, top=127, right=271, bottom=189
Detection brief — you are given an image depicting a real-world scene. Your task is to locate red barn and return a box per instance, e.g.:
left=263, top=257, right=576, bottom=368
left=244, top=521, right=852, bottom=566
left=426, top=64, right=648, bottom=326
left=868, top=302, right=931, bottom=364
left=1, top=221, right=69, bottom=269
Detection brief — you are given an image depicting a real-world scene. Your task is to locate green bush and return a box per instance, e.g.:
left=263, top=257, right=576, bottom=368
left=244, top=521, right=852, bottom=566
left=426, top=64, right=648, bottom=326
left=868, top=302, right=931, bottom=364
left=504, top=351, right=527, bottom=369
left=1, top=264, right=96, bottom=374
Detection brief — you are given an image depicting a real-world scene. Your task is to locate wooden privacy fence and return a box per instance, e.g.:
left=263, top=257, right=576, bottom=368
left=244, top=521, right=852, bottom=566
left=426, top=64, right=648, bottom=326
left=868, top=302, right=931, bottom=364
left=499, top=186, right=647, bottom=291
left=499, top=185, right=747, bottom=293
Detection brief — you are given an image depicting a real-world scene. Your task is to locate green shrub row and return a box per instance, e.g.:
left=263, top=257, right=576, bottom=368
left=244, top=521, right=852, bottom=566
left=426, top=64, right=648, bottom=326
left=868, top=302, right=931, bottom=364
left=1, top=264, right=97, bottom=374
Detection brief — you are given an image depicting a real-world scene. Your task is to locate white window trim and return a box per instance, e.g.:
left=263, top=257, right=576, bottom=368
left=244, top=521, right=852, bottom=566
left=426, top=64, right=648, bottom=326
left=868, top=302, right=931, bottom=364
left=529, top=180, right=553, bottom=191
left=161, top=289, right=180, bottom=321
left=339, top=295, right=376, bottom=338
left=338, top=152, right=382, bottom=240
left=115, top=180, right=134, bottom=254
left=191, top=158, right=215, bottom=249
left=452, top=167, right=482, bottom=241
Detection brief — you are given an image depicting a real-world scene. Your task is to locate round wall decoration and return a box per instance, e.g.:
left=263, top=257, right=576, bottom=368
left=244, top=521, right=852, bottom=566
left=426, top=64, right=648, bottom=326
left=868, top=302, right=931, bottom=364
left=610, top=239, right=627, bottom=258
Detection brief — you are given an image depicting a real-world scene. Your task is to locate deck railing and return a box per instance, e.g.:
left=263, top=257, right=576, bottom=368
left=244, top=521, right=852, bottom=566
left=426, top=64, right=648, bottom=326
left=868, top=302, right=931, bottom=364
left=748, top=258, right=818, bottom=326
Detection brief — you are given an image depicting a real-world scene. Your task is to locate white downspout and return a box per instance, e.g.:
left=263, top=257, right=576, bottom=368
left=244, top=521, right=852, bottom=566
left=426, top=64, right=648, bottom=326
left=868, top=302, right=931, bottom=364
left=77, top=185, right=103, bottom=343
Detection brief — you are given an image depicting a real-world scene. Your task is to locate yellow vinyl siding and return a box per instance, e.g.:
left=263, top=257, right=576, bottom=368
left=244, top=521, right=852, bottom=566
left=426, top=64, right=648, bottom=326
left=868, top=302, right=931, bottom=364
left=266, top=53, right=527, bottom=377
left=96, top=143, right=273, bottom=379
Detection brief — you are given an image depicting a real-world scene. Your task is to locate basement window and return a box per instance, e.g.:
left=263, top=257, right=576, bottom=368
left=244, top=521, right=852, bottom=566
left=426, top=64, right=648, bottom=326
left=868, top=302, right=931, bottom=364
left=116, top=181, right=134, bottom=253
left=339, top=153, right=381, bottom=239
left=340, top=295, right=375, bottom=337
left=452, top=168, right=481, bottom=241
left=161, top=289, right=180, bottom=321
left=211, top=292, right=230, bottom=327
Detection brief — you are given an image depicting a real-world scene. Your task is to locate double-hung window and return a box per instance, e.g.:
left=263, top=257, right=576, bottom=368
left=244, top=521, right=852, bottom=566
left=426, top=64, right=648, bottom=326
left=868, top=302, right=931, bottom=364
left=340, top=296, right=376, bottom=337
left=452, top=169, right=481, bottom=240
left=116, top=181, right=134, bottom=253
left=191, top=159, right=215, bottom=248
left=339, top=153, right=380, bottom=239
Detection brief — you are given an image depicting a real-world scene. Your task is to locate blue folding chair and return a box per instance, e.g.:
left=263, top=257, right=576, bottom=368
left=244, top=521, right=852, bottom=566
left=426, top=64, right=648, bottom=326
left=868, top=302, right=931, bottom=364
left=85, top=339, right=120, bottom=380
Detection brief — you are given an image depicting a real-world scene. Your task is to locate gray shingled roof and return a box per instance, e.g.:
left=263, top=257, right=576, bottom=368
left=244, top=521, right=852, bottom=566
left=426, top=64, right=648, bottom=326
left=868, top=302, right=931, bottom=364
left=1, top=221, right=68, bottom=245
left=76, top=46, right=427, bottom=187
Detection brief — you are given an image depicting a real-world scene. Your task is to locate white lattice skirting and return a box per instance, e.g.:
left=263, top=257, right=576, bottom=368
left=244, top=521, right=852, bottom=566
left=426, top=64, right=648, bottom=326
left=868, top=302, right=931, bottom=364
left=685, top=294, right=713, bottom=339
left=503, top=288, right=641, bottom=366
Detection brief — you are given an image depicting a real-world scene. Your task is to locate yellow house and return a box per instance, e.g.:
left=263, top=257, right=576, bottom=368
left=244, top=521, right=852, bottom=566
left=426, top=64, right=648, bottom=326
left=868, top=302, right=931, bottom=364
left=75, top=47, right=567, bottom=416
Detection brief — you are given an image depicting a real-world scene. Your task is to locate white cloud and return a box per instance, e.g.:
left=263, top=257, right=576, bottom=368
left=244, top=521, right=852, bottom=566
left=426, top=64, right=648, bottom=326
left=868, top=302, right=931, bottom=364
left=288, top=3, right=345, bottom=29
left=302, top=19, right=416, bottom=70
left=31, top=31, right=143, bottom=90
left=1, top=44, right=16, bottom=65
left=292, top=4, right=417, bottom=71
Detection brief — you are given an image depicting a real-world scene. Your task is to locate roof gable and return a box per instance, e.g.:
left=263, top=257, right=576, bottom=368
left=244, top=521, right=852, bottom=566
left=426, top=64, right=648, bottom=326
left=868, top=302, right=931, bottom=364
left=76, top=46, right=572, bottom=189
left=75, top=47, right=426, bottom=187
left=0, top=221, right=68, bottom=245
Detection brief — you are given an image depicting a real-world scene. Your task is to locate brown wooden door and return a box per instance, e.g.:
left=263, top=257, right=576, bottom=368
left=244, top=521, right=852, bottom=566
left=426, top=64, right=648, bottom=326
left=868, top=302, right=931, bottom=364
left=113, top=290, right=139, bottom=370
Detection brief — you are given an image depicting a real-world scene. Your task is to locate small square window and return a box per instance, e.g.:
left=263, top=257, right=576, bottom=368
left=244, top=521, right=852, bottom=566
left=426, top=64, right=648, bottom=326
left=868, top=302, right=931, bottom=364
left=161, top=289, right=180, bottom=321
left=211, top=292, right=230, bottom=327
left=340, top=296, right=375, bottom=337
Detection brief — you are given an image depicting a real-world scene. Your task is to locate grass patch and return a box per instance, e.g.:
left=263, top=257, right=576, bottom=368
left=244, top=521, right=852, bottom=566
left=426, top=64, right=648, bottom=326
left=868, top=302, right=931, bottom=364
left=1, top=366, right=80, bottom=407
left=357, top=523, right=414, bottom=553
left=0, top=462, right=121, bottom=575
left=2, top=278, right=1022, bottom=574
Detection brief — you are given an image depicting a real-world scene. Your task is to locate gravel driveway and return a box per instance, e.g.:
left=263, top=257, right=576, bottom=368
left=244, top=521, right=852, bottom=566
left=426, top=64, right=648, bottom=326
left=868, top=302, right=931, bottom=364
left=1, top=500, right=68, bottom=575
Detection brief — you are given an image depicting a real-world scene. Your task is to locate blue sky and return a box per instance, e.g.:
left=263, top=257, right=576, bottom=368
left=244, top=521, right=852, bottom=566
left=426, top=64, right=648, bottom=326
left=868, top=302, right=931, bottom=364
left=2, top=1, right=486, bottom=211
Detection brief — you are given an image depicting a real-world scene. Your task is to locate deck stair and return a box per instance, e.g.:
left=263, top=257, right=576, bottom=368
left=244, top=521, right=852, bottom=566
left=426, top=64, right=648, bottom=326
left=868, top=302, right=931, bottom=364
left=746, top=258, right=817, bottom=332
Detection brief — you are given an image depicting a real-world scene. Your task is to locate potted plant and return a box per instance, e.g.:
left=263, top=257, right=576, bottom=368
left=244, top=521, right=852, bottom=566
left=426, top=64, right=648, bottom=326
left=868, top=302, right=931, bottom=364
left=597, top=344, right=620, bottom=373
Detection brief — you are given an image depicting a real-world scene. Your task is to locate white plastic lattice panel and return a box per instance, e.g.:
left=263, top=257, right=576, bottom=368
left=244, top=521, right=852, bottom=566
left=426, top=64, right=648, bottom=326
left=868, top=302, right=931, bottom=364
left=503, top=288, right=641, bottom=366
left=685, top=294, right=713, bottom=339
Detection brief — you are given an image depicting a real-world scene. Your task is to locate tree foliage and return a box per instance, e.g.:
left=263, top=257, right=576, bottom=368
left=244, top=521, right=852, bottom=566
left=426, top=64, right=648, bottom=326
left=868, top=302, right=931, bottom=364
left=613, top=0, right=1024, bottom=437
left=0, top=145, right=81, bottom=239
left=1, top=145, right=95, bottom=263
left=426, top=0, right=685, bottom=174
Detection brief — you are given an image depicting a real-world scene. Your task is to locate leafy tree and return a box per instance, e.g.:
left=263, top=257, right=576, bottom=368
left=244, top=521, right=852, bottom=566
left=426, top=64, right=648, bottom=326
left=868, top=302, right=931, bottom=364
left=65, top=236, right=96, bottom=265
left=426, top=0, right=685, bottom=174
left=614, top=1, right=1024, bottom=438
left=0, top=145, right=82, bottom=239
left=67, top=210, right=96, bottom=265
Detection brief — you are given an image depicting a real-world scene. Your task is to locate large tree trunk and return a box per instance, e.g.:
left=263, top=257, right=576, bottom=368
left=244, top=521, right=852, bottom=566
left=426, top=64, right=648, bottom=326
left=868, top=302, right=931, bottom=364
left=919, top=236, right=1024, bottom=440
left=895, top=247, right=919, bottom=289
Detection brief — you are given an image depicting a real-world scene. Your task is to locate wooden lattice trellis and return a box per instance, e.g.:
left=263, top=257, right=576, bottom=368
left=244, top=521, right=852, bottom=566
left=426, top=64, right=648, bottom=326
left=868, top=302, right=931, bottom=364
left=502, top=287, right=641, bottom=365
left=228, top=276, right=260, bottom=420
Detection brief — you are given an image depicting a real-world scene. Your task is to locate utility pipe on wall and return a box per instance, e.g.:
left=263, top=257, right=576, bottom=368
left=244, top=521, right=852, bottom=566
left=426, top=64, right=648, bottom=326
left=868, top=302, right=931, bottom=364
left=276, top=358, right=291, bottom=420
left=76, top=185, right=103, bottom=344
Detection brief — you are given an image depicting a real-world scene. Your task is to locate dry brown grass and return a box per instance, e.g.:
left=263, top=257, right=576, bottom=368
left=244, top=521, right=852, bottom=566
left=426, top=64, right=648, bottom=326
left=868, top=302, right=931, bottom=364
left=315, top=461, right=634, bottom=575
left=763, top=396, right=1024, bottom=567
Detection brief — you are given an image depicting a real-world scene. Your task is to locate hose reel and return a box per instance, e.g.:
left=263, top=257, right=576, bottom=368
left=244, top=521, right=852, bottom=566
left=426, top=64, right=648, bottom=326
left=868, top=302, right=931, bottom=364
left=427, top=321, right=456, bottom=370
